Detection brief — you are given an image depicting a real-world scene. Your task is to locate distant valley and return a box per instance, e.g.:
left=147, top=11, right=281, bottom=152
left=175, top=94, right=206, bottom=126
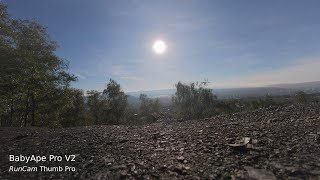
left=126, top=81, right=320, bottom=102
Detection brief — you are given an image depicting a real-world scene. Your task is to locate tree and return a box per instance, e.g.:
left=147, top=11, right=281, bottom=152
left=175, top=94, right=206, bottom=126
left=152, top=98, right=161, bottom=113
left=60, top=89, right=88, bottom=127
left=261, top=94, right=275, bottom=107
left=103, top=79, right=127, bottom=124
left=86, top=90, right=108, bottom=125
left=0, top=3, right=20, bottom=126
left=293, top=91, right=307, bottom=104
left=139, top=94, right=161, bottom=115
left=173, top=80, right=217, bottom=119
left=139, top=94, right=151, bottom=115
left=0, top=3, right=77, bottom=127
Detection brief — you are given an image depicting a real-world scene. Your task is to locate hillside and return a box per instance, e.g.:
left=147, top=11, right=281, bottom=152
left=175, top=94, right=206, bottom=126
left=126, top=81, right=320, bottom=99
left=1, top=103, right=319, bottom=179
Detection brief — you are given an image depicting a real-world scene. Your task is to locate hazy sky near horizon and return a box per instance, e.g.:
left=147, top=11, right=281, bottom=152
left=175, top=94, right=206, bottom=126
left=4, top=0, right=320, bottom=92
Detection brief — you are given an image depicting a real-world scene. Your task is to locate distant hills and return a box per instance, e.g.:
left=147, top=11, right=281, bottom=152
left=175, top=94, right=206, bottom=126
left=126, top=81, right=320, bottom=100
left=126, top=89, right=175, bottom=98
left=267, top=81, right=320, bottom=91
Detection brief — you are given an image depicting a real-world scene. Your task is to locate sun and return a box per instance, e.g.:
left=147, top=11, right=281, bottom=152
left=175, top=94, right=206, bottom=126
left=152, top=40, right=167, bottom=54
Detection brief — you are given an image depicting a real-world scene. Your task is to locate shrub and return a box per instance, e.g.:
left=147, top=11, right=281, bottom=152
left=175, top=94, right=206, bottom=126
left=173, top=80, right=217, bottom=119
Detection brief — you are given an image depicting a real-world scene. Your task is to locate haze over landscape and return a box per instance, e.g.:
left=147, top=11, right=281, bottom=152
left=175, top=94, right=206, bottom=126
left=5, top=0, right=320, bottom=92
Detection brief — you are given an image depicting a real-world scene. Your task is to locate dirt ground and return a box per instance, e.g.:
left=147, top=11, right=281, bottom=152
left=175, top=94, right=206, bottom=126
left=0, top=103, right=320, bottom=179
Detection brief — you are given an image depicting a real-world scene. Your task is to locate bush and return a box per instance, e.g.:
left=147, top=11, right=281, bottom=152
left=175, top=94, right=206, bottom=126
left=139, top=94, right=161, bottom=115
left=173, top=81, right=217, bottom=119
left=293, top=91, right=307, bottom=104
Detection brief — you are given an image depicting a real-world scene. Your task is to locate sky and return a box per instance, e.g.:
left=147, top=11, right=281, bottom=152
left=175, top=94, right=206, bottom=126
left=4, top=0, right=320, bottom=92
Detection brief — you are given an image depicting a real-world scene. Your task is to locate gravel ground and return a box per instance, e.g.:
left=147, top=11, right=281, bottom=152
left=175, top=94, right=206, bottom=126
left=0, top=103, right=320, bottom=180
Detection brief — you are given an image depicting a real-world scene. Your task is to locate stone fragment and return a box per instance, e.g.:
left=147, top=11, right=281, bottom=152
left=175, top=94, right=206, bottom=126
left=244, top=166, right=276, bottom=180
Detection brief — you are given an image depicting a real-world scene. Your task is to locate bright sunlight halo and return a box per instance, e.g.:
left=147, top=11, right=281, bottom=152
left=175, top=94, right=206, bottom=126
left=152, top=40, right=167, bottom=54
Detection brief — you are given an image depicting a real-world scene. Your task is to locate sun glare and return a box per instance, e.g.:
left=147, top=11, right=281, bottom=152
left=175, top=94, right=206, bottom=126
left=152, top=40, right=167, bottom=54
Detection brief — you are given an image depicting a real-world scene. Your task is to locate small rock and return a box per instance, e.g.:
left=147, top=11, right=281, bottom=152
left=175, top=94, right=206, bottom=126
left=309, top=170, right=320, bottom=175
left=120, top=170, right=127, bottom=178
left=154, top=148, right=164, bottom=151
left=244, top=166, right=276, bottom=180
left=252, top=139, right=258, bottom=144
left=111, top=165, right=127, bottom=171
left=269, top=162, right=284, bottom=169
left=177, top=156, right=185, bottom=162
left=130, top=165, right=136, bottom=172
left=183, top=160, right=188, bottom=164
left=173, top=164, right=186, bottom=175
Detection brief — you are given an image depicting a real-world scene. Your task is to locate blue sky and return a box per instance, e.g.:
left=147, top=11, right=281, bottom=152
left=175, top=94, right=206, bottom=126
left=4, top=0, right=320, bottom=92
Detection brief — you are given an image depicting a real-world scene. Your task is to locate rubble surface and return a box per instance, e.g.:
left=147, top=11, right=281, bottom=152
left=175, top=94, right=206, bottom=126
left=0, top=103, right=320, bottom=179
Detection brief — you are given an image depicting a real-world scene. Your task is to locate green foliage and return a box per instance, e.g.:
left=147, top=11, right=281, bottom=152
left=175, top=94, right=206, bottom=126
left=86, top=90, right=108, bottom=125
left=293, top=91, right=307, bottom=104
left=215, top=99, right=243, bottom=114
left=245, top=94, right=276, bottom=110
left=0, top=3, right=77, bottom=127
left=139, top=94, right=150, bottom=115
left=59, top=89, right=89, bottom=127
left=173, top=80, right=217, bottom=119
left=120, top=105, right=139, bottom=124
left=195, top=94, right=278, bottom=116
left=85, top=80, right=129, bottom=126
left=152, top=98, right=161, bottom=113
left=139, top=94, right=161, bottom=115
left=103, top=79, right=128, bottom=124
left=262, top=94, right=275, bottom=107
left=85, top=80, right=164, bottom=126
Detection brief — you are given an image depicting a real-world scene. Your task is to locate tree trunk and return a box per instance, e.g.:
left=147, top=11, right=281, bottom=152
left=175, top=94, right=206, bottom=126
left=23, top=92, right=30, bottom=127
left=9, top=90, right=14, bottom=126
left=31, top=92, right=36, bottom=126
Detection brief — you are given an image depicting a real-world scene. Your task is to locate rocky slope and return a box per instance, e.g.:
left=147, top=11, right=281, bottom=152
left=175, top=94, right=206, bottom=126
left=0, top=103, right=320, bottom=179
